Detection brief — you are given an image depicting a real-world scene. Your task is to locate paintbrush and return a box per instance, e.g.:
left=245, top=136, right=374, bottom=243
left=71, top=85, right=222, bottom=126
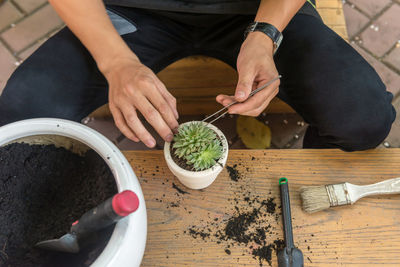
left=300, top=177, right=400, bottom=213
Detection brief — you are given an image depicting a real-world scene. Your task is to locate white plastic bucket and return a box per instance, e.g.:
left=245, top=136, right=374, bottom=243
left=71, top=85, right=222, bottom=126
left=0, top=118, right=147, bottom=267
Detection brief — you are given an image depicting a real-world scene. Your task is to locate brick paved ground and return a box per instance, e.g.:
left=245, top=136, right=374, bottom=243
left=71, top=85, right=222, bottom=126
left=0, top=0, right=399, bottom=149
left=342, top=0, right=400, bottom=148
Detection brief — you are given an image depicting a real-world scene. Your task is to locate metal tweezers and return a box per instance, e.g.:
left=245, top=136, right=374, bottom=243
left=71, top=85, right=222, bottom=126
left=202, top=75, right=282, bottom=124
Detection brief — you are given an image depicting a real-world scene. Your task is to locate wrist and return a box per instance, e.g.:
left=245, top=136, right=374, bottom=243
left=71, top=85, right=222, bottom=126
left=245, top=32, right=275, bottom=56
left=244, top=21, right=283, bottom=55
left=98, top=52, right=141, bottom=77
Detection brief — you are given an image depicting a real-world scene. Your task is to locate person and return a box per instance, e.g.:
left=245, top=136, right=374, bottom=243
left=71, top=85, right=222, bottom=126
left=0, top=0, right=395, bottom=151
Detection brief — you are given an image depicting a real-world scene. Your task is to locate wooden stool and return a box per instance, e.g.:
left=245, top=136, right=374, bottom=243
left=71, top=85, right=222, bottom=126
left=90, top=0, right=348, bottom=118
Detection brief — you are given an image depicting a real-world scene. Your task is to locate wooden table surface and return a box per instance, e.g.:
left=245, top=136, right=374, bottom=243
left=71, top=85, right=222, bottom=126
left=124, top=149, right=400, bottom=266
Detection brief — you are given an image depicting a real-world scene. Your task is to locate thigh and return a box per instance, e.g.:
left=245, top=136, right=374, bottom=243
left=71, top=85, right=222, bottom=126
left=0, top=7, right=189, bottom=126
left=275, top=13, right=395, bottom=150
left=109, top=6, right=195, bottom=72
left=0, top=26, right=107, bottom=126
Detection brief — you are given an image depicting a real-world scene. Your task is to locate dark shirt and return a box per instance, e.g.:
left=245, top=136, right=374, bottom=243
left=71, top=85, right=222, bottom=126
left=103, top=0, right=261, bottom=14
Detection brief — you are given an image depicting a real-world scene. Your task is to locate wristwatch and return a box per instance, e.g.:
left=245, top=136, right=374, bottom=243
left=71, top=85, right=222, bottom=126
left=244, top=22, right=283, bottom=54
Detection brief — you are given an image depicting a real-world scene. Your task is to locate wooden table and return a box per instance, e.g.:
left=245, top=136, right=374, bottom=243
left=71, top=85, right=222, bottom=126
left=124, top=149, right=400, bottom=266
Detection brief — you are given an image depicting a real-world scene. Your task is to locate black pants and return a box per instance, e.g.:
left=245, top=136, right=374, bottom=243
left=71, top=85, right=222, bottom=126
left=0, top=3, right=395, bottom=151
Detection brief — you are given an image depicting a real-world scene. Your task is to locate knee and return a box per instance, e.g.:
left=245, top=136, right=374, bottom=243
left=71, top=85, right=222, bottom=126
left=0, top=66, right=79, bottom=125
left=332, top=92, right=396, bottom=151
left=0, top=68, right=32, bottom=125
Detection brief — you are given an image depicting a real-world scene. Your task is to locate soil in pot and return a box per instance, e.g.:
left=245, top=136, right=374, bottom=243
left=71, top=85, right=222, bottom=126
left=0, top=142, right=117, bottom=267
left=170, top=143, right=194, bottom=171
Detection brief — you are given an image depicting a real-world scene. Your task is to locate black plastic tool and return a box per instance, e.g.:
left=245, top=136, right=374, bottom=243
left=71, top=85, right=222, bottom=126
left=278, top=178, right=304, bottom=267
left=35, top=190, right=139, bottom=253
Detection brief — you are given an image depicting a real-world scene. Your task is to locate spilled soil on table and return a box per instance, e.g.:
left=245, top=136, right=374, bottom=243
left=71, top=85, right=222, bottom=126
left=184, top=163, right=285, bottom=266
left=0, top=143, right=117, bottom=266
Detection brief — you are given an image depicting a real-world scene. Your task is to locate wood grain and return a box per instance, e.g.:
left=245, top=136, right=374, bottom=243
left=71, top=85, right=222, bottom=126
left=157, top=56, right=295, bottom=115
left=125, top=149, right=400, bottom=266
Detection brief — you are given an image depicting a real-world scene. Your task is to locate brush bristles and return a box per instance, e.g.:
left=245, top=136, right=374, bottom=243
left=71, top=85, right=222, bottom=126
left=300, top=186, right=331, bottom=213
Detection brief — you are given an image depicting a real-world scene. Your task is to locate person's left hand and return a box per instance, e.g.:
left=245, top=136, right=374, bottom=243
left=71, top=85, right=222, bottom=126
left=216, top=32, right=280, bottom=116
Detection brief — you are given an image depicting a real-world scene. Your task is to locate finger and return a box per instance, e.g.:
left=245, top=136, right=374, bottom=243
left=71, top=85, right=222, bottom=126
left=217, top=83, right=257, bottom=105
left=216, top=94, right=224, bottom=104
left=143, top=84, right=179, bottom=132
left=235, top=67, right=256, bottom=102
left=119, top=105, right=157, bottom=148
left=242, top=87, right=279, bottom=116
left=135, top=94, right=175, bottom=143
left=154, top=78, right=179, bottom=120
left=229, top=84, right=278, bottom=115
left=109, top=105, right=139, bottom=142
left=216, top=94, right=236, bottom=106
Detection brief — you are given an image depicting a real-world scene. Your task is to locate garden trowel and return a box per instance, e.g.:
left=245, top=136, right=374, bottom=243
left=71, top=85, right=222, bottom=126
left=277, top=178, right=304, bottom=267
left=35, top=190, right=139, bottom=253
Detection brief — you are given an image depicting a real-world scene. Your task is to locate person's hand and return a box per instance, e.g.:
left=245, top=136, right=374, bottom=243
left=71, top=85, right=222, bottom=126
left=216, top=32, right=280, bottom=116
left=103, top=57, right=179, bottom=148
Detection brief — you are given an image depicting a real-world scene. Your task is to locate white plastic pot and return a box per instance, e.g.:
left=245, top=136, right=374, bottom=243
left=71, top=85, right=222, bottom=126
left=164, top=121, right=229, bottom=190
left=0, top=118, right=147, bottom=267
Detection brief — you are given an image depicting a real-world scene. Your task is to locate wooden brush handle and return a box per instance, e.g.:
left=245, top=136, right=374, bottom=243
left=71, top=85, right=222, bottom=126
left=348, top=177, right=400, bottom=202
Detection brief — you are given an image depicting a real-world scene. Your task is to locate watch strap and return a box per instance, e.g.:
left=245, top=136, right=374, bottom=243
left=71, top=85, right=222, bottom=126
left=244, top=22, right=283, bottom=54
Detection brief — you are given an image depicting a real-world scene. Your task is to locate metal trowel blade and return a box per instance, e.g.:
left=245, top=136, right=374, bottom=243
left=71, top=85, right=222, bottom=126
left=35, top=233, right=80, bottom=253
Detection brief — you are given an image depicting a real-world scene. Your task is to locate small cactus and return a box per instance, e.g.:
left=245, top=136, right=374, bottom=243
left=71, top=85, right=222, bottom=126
left=173, top=122, right=223, bottom=171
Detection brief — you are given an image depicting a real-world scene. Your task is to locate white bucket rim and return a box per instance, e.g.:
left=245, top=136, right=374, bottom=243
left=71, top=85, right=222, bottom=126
left=0, top=118, right=147, bottom=267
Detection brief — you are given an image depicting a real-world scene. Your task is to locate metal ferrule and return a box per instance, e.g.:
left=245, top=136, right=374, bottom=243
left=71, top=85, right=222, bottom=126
left=325, top=183, right=351, bottom=207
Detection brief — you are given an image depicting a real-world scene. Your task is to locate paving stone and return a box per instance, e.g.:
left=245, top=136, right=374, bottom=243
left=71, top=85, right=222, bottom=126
left=352, top=44, right=400, bottom=96
left=84, top=115, right=164, bottom=150
left=117, top=137, right=155, bottom=151
left=360, top=4, right=400, bottom=57
left=210, top=115, right=238, bottom=144
left=343, top=3, right=369, bottom=38
left=121, top=117, right=167, bottom=149
left=17, top=38, right=44, bottom=59
left=383, top=45, right=400, bottom=72
left=1, top=4, right=63, bottom=52
left=0, top=1, right=23, bottom=31
left=0, top=81, right=6, bottom=95
left=348, top=0, right=391, bottom=18
left=230, top=138, right=247, bottom=149
left=82, top=117, right=122, bottom=144
left=261, top=113, right=307, bottom=149
left=288, top=129, right=306, bottom=149
left=0, top=41, right=17, bottom=94
left=13, top=0, right=48, bottom=13
left=383, top=96, right=400, bottom=148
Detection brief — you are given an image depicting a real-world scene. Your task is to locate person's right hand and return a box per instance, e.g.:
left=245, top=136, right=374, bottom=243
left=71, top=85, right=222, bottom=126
left=103, top=57, right=179, bottom=148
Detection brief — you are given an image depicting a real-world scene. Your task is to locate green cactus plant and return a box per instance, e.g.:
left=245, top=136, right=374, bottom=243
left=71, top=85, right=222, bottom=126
left=172, top=122, right=223, bottom=171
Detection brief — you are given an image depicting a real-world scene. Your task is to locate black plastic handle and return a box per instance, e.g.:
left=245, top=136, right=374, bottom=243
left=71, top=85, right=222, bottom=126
left=279, top=177, right=294, bottom=249
left=70, top=190, right=139, bottom=238
left=278, top=178, right=304, bottom=267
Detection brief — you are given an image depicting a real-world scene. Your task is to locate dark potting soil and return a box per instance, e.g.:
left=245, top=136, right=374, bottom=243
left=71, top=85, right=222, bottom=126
left=0, top=143, right=117, bottom=267
left=186, top=195, right=284, bottom=266
left=172, top=182, right=189, bottom=195
left=170, top=142, right=205, bottom=172
left=226, top=164, right=240, bottom=182
left=184, top=163, right=286, bottom=266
